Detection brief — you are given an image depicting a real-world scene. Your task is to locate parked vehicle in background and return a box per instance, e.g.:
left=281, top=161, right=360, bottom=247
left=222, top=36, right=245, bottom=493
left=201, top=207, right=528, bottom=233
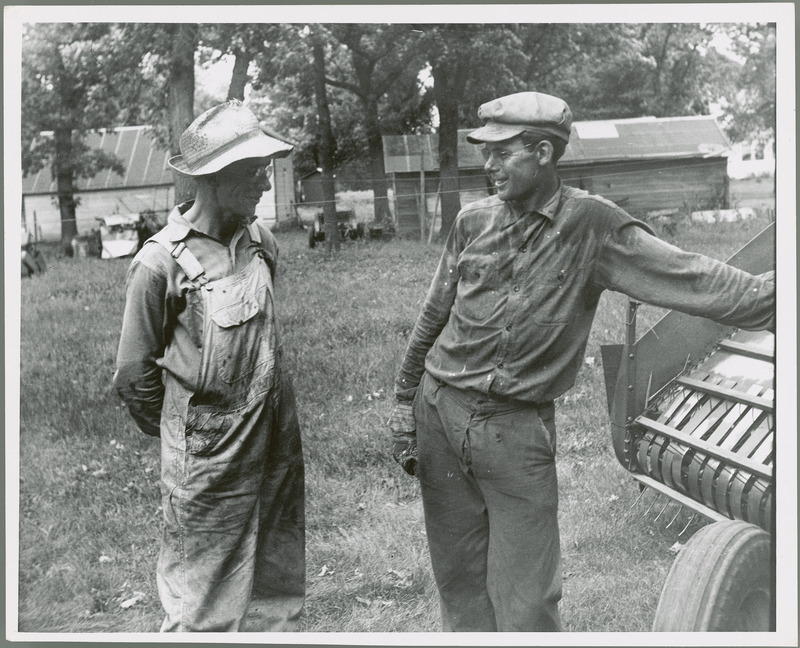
left=307, top=209, right=364, bottom=248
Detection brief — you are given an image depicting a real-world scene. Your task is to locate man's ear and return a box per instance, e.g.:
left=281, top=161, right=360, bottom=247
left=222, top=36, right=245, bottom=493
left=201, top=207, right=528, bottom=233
left=537, top=140, right=554, bottom=166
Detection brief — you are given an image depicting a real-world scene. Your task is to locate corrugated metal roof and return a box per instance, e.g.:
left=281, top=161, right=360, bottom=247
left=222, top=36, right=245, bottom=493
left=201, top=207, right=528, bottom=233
left=22, top=126, right=174, bottom=195
left=383, top=115, right=731, bottom=173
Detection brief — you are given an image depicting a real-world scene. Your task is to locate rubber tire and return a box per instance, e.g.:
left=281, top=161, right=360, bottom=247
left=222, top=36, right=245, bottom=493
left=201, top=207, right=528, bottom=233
left=652, top=519, right=772, bottom=631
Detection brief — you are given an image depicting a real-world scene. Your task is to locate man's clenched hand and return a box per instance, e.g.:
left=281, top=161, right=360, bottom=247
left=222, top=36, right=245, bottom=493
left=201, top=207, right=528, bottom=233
left=388, top=402, right=418, bottom=477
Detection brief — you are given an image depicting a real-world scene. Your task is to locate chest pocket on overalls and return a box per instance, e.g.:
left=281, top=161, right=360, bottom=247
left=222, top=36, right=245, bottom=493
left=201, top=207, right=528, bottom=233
left=456, top=255, right=499, bottom=322
left=208, top=270, right=273, bottom=387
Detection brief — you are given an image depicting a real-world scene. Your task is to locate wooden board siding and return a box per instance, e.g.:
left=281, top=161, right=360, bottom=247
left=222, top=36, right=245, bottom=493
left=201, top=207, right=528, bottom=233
left=391, top=170, right=492, bottom=237
left=22, top=127, right=296, bottom=238
left=389, top=158, right=728, bottom=236
left=560, top=157, right=729, bottom=215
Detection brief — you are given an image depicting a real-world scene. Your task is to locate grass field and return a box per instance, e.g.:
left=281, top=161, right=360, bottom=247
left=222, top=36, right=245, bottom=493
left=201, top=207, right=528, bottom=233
left=15, top=209, right=775, bottom=635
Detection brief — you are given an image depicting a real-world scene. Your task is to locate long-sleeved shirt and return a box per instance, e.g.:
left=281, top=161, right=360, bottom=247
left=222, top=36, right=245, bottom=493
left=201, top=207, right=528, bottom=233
left=113, top=204, right=279, bottom=436
left=395, top=183, right=775, bottom=406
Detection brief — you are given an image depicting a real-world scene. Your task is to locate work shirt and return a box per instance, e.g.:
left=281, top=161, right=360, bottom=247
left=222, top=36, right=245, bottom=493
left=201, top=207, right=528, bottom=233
left=113, top=203, right=279, bottom=437
left=395, top=183, right=775, bottom=406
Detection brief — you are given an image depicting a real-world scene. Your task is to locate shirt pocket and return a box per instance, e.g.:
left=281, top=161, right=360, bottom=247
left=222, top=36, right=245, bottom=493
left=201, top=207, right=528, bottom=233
left=456, top=255, right=499, bottom=322
left=530, top=265, right=586, bottom=327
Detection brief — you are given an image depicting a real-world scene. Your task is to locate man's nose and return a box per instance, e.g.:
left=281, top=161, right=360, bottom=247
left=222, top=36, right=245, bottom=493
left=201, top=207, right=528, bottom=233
left=256, top=170, right=272, bottom=191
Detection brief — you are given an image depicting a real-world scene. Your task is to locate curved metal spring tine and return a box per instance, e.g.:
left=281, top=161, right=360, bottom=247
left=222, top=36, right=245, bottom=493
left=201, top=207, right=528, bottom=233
left=665, top=505, right=682, bottom=529
left=629, top=485, right=648, bottom=510
left=678, top=514, right=696, bottom=537
left=653, top=499, right=671, bottom=522
left=643, top=492, right=661, bottom=516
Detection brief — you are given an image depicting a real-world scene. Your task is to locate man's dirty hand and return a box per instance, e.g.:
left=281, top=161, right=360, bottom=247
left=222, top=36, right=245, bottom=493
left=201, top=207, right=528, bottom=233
left=392, top=439, right=419, bottom=477
left=388, top=402, right=418, bottom=477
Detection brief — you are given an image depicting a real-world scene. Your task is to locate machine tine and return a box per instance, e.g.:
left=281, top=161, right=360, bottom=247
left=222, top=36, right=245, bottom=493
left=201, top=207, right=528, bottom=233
left=678, top=514, right=695, bottom=537
left=643, top=492, right=661, bottom=516
left=629, top=485, right=648, bottom=510
left=653, top=499, right=671, bottom=522
left=665, top=505, right=682, bottom=529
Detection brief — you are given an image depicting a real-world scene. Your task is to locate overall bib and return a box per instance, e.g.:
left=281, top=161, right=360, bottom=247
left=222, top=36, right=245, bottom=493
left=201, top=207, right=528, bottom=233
left=153, top=226, right=305, bottom=632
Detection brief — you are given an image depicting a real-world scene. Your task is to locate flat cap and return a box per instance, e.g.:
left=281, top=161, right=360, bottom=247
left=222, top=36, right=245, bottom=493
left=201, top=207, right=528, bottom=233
left=466, top=92, right=573, bottom=144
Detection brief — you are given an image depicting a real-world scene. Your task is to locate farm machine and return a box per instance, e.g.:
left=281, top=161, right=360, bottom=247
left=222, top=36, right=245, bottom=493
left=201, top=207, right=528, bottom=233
left=602, top=222, right=777, bottom=631
left=307, top=209, right=365, bottom=248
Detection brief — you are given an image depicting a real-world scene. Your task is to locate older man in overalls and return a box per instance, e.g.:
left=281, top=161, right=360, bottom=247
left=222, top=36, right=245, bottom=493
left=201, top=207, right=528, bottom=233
left=114, top=101, right=304, bottom=632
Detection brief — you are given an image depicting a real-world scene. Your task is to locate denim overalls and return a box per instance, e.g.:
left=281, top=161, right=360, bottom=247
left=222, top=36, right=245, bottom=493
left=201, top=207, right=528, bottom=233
left=152, top=224, right=305, bottom=631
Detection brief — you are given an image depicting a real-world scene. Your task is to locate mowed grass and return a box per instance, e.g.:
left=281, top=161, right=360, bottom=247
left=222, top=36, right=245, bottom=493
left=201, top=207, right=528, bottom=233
left=16, top=210, right=774, bottom=634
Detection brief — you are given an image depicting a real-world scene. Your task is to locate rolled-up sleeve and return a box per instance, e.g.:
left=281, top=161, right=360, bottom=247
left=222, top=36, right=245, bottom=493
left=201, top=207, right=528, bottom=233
left=113, top=260, right=168, bottom=436
left=596, top=220, right=775, bottom=332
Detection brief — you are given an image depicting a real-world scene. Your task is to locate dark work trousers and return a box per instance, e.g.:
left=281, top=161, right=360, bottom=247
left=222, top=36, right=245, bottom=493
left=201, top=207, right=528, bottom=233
left=415, top=371, right=562, bottom=632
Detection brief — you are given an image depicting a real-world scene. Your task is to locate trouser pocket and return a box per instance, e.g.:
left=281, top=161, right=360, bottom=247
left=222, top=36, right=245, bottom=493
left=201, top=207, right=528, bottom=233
left=185, top=405, right=235, bottom=456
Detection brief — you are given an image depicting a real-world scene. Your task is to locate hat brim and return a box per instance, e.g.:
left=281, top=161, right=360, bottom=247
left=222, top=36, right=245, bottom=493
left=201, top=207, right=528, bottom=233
left=466, top=122, right=527, bottom=144
left=168, top=133, right=293, bottom=176
left=467, top=122, right=571, bottom=144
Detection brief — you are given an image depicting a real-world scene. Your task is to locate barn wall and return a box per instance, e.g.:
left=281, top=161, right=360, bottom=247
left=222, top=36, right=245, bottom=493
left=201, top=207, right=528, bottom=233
left=24, top=158, right=295, bottom=242
left=22, top=185, right=174, bottom=243
left=560, top=158, right=729, bottom=216
left=391, top=170, right=492, bottom=237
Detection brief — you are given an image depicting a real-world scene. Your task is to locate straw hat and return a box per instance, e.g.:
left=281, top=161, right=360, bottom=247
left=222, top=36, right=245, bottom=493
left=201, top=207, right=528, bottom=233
left=168, top=100, right=293, bottom=176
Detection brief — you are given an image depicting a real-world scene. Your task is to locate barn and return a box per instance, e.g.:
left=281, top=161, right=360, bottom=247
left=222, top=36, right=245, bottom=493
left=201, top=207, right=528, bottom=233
left=22, top=125, right=296, bottom=243
left=383, top=115, right=731, bottom=237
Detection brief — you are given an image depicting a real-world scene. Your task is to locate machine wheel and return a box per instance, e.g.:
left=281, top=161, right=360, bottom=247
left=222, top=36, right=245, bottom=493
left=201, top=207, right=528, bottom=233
left=652, top=519, right=772, bottom=631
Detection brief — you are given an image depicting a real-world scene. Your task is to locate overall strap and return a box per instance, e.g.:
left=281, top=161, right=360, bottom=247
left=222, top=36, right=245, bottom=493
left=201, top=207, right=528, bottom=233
left=248, top=222, right=261, bottom=244
left=149, top=228, right=209, bottom=288
left=246, top=222, right=276, bottom=280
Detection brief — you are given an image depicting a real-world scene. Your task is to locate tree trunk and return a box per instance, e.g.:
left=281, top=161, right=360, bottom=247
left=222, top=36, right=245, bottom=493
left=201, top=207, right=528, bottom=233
left=227, top=50, right=250, bottom=101
left=432, top=59, right=469, bottom=240
left=363, top=97, right=393, bottom=231
left=168, top=23, right=198, bottom=205
left=312, top=35, right=339, bottom=254
left=53, top=126, right=78, bottom=253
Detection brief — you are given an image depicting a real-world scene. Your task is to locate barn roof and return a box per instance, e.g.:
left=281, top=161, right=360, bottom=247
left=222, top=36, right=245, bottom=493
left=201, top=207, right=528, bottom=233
left=22, top=126, right=174, bottom=195
left=383, top=115, right=731, bottom=174
left=22, top=123, right=297, bottom=196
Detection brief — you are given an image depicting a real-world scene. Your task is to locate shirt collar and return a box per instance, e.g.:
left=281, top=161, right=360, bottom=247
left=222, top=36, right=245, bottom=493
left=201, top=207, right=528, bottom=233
left=164, top=201, right=247, bottom=247
left=165, top=203, right=193, bottom=242
left=502, top=181, right=563, bottom=224
left=535, top=181, right=563, bottom=222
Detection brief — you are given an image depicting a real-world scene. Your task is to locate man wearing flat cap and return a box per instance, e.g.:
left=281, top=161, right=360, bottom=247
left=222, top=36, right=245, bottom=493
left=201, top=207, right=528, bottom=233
left=388, top=91, right=775, bottom=631
left=114, top=101, right=305, bottom=631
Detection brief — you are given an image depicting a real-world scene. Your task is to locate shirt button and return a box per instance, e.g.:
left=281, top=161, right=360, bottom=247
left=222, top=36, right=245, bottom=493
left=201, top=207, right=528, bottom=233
left=520, top=246, right=527, bottom=253
left=513, top=285, right=520, bottom=292
left=497, top=361, right=504, bottom=369
left=557, top=271, right=565, bottom=281
left=505, top=324, right=512, bottom=332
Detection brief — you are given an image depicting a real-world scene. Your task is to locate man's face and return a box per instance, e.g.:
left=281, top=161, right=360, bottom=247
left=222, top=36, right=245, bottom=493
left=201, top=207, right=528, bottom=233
left=482, top=136, right=540, bottom=206
left=214, top=157, right=273, bottom=226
